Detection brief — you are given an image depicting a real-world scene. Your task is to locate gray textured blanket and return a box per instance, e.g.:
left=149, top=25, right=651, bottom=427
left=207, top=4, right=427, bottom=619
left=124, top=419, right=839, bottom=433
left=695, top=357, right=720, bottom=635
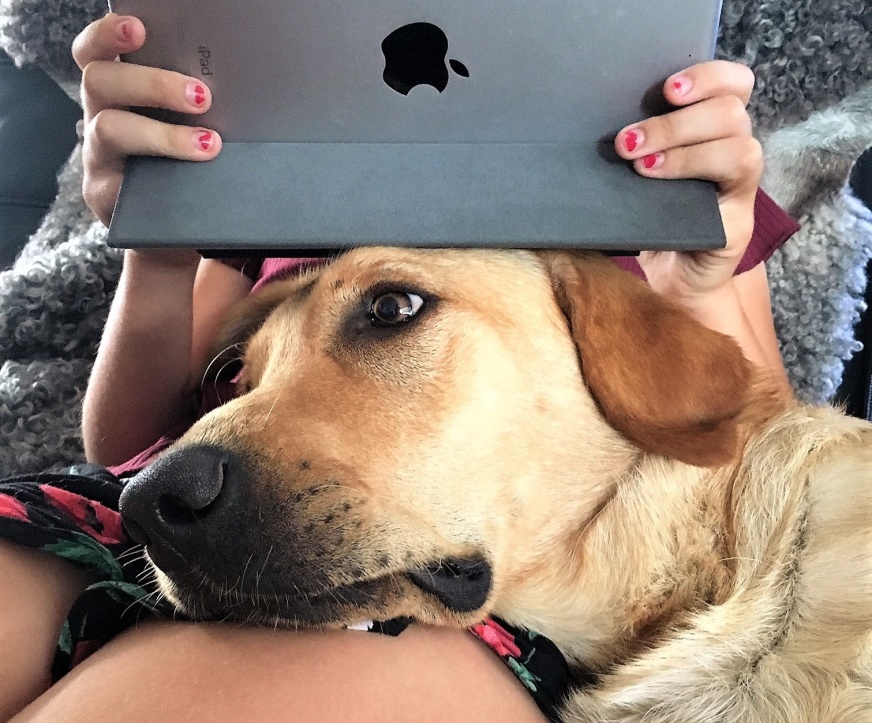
left=1, top=0, right=871, bottom=476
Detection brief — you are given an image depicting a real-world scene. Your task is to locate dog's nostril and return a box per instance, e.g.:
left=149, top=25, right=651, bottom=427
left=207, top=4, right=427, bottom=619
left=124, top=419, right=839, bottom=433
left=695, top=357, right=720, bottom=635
left=155, top=460, right=228, bottom=526
left=158, top=494, right=199, bottom=526
left=157, top=490, right=224, bottom=526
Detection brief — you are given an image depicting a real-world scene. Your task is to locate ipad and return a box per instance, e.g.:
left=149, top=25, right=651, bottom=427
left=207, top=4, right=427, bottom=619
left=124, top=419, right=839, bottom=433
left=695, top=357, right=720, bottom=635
left=107, top=0, right=727, bottom=252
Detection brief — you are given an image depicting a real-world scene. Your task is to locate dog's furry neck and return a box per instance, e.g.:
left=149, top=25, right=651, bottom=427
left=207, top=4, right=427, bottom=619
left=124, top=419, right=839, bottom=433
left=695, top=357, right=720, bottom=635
left=501, top=455, right=738, bottom=672
left=497, top=403, right=825, bottom=678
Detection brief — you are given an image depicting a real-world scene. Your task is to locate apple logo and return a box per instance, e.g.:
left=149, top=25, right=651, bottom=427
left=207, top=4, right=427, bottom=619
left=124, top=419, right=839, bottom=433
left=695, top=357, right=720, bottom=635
left=381, top=22, right=469, bottom=95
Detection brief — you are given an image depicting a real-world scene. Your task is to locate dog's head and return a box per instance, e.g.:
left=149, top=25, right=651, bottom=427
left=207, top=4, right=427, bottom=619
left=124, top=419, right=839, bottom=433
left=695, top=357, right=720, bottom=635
left=120, top=248, right=760, bottom=629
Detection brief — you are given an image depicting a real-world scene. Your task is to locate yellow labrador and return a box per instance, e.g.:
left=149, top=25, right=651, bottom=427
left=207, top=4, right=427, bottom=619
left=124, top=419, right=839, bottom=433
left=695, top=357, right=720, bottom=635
left=121, top=249, right=872, bottom=722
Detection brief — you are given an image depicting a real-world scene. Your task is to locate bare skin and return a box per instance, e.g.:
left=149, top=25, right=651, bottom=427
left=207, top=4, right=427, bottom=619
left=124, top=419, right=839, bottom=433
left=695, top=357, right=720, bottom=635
left=0, top=543, right=91, bottom=722
left=13, top=623, right=546, bottom=723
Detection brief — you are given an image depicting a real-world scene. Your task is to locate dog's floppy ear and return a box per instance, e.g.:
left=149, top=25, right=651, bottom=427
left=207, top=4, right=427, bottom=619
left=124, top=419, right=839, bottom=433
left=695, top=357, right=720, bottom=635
left=539, top=251, right=754, bottom=467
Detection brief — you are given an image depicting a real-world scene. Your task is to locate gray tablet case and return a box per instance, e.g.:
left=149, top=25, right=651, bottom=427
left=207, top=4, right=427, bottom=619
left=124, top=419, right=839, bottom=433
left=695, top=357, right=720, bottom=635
left=107, top=0, right=726, bottom=252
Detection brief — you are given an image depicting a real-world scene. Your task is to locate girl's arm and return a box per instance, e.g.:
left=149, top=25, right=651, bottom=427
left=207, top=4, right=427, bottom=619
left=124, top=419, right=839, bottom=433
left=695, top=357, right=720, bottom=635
left=75, top=12, right=249, bottom=465
left=82, top=254, right=252, bottom=467
left=680, top=264, right=791, bottom=392
left=83, top=251, right=198, bottom=466
left=733, top=262, right=788, bottom=383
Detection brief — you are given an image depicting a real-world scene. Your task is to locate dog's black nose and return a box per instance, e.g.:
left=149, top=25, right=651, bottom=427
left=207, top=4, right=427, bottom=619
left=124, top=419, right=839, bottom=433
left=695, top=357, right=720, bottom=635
left=119, top=445, right=244, bottom=572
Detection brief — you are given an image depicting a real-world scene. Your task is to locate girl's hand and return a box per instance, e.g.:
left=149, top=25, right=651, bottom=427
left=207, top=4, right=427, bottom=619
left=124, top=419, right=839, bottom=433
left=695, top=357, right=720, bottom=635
left=72, top=13, right=222, bottom=233
left=614, top=60, right=762, bottom=303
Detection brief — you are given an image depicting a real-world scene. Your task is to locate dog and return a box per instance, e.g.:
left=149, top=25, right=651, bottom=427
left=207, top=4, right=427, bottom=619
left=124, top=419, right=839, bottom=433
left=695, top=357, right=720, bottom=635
left=120, top=248, right=872, bottom=722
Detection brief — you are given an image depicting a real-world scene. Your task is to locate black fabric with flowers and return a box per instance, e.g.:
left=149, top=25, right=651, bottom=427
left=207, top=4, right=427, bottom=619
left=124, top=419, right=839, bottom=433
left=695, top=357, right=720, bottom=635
left=0, top=465, right=574, bottom=721
left=471, top=617, right=574, bottom=720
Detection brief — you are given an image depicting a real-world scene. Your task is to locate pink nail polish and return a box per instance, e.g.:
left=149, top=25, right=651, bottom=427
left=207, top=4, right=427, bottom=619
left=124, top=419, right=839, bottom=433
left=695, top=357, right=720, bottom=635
left=117, top=20, right=133, bottom=42
left=671, top=76, right=691, bottom=96
left=624, top=129, right=642, bottom=153
left=642, top=153, right=663, bottom=170
left=186, top=82, right=207, bottom=107
left=196, top=130, right=213, bottom=151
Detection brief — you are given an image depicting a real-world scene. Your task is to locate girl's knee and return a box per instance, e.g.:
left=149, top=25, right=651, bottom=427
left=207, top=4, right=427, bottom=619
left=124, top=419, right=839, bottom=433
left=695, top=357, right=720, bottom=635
left=16, top=622, right=546, bottom=723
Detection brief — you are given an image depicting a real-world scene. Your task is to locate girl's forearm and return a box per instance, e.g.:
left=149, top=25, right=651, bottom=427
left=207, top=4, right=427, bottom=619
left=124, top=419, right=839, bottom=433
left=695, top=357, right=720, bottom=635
left=676, top=273, right=791, bottom=394
left=82, top=252, right=200, bottom=466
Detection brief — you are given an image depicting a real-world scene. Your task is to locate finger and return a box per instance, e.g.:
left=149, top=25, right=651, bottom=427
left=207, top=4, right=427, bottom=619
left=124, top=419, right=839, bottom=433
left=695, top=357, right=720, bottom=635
left=631, top=136, right=763, bottom=196
left=662, top=60, right=755, bottom=108
left=82, top=60, right=212, bottom=123
left=82, top=171, right=124, bottom=227
left=615, top=95, right=752, bottom=160
left=72, top=13, right=145, bottom=71
left=83, top=109, right=221, bottom=175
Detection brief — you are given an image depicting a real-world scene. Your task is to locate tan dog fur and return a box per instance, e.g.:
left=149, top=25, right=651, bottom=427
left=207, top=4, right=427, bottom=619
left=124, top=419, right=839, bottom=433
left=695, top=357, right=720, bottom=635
left=158, top=249, right=872, bottom=722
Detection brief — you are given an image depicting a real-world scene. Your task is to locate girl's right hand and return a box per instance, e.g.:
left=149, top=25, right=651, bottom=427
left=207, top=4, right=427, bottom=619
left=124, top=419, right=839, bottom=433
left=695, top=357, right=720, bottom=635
left=73, top=13, right=223, bottom=229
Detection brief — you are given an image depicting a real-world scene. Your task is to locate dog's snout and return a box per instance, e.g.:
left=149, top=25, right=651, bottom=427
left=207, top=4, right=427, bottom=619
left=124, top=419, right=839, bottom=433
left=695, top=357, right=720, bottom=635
left=120, top=445, right=242, bottom=562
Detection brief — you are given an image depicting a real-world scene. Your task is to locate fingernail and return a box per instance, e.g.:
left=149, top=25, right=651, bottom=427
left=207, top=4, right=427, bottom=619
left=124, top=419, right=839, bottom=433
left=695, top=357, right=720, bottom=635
left=624, top=129, right=643, bottom=153
left=195, top=129, right=213, bottom=151
left=642, top=153, right=664, bottom=170
left=671, top=76, right=691, bottom=96
left=117, top=20, right=133, bottom=42
left=186, top=81, right=208, bottom=108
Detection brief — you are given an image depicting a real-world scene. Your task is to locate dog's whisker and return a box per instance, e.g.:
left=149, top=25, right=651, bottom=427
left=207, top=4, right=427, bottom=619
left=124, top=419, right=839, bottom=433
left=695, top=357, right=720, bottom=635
left=211, top=355, right=248, bottom=405
left=291, top=580, right=310, bottom=607
left=153, top=590, right=168, bottom=611
left=135, top=574, right=155, bottom=589
left=263, top=371, right=292, bottom=426
left=391, top=573, right=404, bottom=602
left=120, top=589, right=157, bottom=618
left=327, top=588, right=343, bottom=608
left=200, top=342, right=245, bottom=393
left=136, top=565, right=158, bottom=584
left=239, top=553, right=255, bottom=595
left=255, top=545, right=274, bottom=600
left=116, top=545, right=147, bottom=562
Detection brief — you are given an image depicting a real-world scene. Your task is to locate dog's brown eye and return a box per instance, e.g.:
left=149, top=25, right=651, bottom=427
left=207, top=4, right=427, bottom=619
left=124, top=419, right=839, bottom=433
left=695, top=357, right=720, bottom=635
left=370, top=292, right=424, bottom=326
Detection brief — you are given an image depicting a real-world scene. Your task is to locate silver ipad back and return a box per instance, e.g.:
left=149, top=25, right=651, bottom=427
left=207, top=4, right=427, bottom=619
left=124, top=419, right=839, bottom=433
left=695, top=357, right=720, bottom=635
left=107, top=0, right=728, bottom=253
left=109, top=0, right=722, bottom=144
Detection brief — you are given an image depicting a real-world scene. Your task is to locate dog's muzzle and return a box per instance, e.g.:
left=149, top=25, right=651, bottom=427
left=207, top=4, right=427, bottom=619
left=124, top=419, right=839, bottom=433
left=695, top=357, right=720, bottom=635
left=119, top=444, right=493, bottom=622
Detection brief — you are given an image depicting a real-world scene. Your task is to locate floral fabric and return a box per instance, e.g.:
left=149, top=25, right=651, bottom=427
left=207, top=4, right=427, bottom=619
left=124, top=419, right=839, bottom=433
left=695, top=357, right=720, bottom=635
left=0, top=466, right=573, bottom=720
left=471, top=617, right=573, bottom=720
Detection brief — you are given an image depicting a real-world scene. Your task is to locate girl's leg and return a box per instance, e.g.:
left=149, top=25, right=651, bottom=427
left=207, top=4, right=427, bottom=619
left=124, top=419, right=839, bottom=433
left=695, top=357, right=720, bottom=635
left=15, top=621, right=547, bottom=723
left=0, top=541, right=90, bottom=721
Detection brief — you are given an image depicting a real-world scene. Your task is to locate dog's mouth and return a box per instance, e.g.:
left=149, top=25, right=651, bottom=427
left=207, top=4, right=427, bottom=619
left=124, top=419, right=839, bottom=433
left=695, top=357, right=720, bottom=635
left=406, top=557, right=492, bottom=614
left=172, top=573, right=397, bottom=627
left=149, top=548, right=492, bottom=624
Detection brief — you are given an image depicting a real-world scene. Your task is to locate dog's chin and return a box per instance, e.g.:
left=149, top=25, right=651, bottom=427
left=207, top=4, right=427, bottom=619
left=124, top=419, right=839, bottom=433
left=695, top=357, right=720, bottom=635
left=149, top=555, right=494, bottom=629
left=159, top=571, right=403, bottom=628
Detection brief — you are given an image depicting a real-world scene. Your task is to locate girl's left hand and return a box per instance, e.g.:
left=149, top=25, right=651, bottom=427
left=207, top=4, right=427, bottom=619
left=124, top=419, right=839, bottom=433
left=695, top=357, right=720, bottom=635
left=614, top=60, right=763, bottom=303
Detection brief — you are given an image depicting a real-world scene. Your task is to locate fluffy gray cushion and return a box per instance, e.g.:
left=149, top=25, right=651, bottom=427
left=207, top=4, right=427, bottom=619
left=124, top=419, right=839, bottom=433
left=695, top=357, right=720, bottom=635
left=0, top=0, right=870, bottom=475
